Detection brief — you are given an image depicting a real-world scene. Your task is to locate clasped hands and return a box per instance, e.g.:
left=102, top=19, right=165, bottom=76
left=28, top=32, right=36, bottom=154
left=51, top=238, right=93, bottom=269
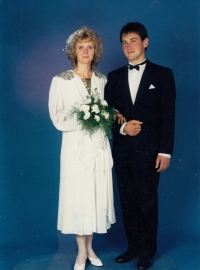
left=123, top=120, right=142, bottom=136
left=114, top=113, right=142, bottom=136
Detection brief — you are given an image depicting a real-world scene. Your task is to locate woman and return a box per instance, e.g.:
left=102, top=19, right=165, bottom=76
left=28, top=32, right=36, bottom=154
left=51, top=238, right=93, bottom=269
left=49, top=27, right=123, bottom=270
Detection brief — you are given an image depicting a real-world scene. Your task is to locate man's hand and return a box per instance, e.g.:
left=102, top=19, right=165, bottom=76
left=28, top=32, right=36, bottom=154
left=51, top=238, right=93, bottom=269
left=155, top=155, right=170, bottom=172
left=123, top=120, right=142, bottom=136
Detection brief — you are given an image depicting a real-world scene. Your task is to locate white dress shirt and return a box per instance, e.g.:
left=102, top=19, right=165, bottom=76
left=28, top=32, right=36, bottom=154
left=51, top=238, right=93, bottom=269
left=120, top=60, right=171, bottom=158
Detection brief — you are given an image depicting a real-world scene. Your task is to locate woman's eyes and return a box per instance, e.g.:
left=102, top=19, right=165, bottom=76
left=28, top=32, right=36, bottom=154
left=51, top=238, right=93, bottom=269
left=78, top=46, right=93, bottom=49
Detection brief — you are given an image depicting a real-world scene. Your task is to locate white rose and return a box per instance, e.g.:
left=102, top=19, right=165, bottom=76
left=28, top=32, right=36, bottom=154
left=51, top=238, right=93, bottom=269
left=91, top=104, right=100, bottom=113
left=94, top=98, right=98, bottom=103
left=80, top=104, right=90, bottom=113
left=94, top=115, right=100, bottom=122
left=101, top=100, right=108, bottom=106
left=101, top=110, right=109, bottom=119
left=103, top=112, right=109, bottom=119
left=84, top=98, right=91, bottom=104
left=84, top=112, right=91, bottom=120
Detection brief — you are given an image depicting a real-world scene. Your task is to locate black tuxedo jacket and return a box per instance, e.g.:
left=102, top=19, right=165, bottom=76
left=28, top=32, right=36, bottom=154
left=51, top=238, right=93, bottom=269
left=105, top=60, right=176, bottom=161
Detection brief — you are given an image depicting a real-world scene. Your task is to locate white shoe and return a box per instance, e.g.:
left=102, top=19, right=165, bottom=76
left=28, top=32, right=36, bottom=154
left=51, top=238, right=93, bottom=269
left=88, top=256, right=103, bottom=266
left=74, top=262, right=85, bottom=270
left=74, top=257, right=86, bottom=270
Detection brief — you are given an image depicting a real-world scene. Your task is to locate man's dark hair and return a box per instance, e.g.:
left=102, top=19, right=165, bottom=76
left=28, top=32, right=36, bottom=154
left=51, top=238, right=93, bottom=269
left=120, top=22, right=148, bottom=42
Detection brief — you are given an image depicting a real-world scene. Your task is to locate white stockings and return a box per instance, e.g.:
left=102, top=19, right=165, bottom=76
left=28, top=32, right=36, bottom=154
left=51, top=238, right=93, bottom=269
left=75, top=234, right=97, bottom=265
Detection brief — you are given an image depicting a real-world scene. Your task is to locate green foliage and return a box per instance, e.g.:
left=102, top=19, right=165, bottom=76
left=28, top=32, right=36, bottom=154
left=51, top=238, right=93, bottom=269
left=65, top=89, right=116, bottom=138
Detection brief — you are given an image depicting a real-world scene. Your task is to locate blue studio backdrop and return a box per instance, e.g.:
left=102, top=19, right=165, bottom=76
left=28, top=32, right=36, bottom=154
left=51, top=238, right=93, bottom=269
left=1, top=0, right=200, bottom=267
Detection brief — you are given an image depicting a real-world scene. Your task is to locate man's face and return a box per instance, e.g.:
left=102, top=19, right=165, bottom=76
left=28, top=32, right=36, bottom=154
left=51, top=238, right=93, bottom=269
left=121, top=32, right=148, bottom=64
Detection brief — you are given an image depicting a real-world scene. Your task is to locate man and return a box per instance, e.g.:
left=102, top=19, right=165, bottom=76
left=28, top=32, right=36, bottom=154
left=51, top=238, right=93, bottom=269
left=105, top=22, right=176, bottom=270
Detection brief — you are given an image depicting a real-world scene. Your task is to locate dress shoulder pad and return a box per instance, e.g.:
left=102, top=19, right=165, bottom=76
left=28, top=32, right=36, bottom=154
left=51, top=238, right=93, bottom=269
left=94, top=70, right=106, bottom=79
left=57, top=71, right=74, bottom=80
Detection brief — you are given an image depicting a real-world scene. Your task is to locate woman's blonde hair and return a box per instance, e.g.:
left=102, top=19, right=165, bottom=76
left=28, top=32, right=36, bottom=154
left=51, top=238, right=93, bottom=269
left=66, top=27, right=103, bottom=70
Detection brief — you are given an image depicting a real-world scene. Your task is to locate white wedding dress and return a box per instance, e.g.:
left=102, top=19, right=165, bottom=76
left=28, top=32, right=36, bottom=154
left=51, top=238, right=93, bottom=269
left=49, top=70, right=116, bottom=235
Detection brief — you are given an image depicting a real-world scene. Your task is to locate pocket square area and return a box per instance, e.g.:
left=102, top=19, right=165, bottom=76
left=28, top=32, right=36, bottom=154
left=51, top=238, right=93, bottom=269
left=149, top=84, right=155, bottom=89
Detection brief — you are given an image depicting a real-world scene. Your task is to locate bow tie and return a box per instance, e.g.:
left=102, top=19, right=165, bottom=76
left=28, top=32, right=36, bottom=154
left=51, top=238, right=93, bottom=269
left=127, top=60, right=147, bottom=71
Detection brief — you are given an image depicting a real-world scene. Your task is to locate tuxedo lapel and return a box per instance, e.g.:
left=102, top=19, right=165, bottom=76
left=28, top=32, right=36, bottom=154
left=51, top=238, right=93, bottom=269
left=118, top=66, right=133, bottom=107
left=132, top=60, right=153, bottom=111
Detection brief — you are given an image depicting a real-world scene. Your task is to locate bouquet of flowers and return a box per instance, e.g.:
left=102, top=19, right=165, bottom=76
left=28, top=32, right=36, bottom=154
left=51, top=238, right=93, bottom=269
left=65, top=88, right=116, bottom=138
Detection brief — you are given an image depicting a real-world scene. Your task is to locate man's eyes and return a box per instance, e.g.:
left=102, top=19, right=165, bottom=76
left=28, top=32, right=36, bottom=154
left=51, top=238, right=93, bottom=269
left=122, top=40, right=136, bottom=45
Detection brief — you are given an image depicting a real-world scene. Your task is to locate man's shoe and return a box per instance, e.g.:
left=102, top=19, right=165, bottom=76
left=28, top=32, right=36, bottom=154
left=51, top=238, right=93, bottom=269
left=116, top=251, right=139, bottom=263
left=136, top=256, right=153, bottom=270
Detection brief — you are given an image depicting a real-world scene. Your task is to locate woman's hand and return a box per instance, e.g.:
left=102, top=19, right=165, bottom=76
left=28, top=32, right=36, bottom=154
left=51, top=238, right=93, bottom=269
left=114, top=113, right=126, bottom=124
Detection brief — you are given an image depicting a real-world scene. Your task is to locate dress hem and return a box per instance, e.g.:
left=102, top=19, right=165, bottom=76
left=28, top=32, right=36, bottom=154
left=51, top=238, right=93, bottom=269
left=57, top=222, right=116, bottom=235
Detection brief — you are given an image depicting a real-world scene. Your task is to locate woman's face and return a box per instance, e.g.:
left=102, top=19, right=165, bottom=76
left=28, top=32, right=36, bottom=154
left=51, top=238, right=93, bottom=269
left=75, top=39, right=95, bottom=66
